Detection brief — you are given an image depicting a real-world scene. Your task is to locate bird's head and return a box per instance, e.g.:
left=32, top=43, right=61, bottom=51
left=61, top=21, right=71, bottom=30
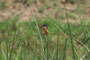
left=40, top=24, right=47, bottom=27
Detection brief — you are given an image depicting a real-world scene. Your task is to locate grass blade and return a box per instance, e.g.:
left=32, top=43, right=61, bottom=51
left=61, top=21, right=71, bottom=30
left=31, top=5, right=46, bottom=60
left=62, top=38, right=67, bottom=60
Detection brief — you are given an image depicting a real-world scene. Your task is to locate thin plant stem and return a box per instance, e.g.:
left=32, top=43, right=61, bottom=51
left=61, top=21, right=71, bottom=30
left=64, top=4, right=75, bottom=60
left=56, top=34, right=59, bottom=60
left=30, top=5, right=46, bottom=60
left=9, top=29, right=17, bottom=60
left=62, top=38, right=67, bottom=60
left=44, top=34, right=49, bottom=60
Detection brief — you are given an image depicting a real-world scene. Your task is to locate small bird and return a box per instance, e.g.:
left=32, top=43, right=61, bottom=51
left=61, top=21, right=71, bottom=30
left=40, top=24, right=48, bottom=35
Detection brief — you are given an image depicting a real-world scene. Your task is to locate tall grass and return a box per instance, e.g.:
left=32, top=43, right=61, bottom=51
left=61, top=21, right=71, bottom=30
left=0, top=17, right=90, bottom=60
left=0, top=0, right=90, bottom=60
left=62, top=38, right=67, bottom=60
left=9, top=19, right=18, bottom=60
left=31, top=5, right=46, bottom=60
left=64, top=4, right=76, bottom=60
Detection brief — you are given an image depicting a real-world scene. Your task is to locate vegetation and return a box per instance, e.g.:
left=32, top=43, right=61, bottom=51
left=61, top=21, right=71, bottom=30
left=0, top=0, right=90, bottom=60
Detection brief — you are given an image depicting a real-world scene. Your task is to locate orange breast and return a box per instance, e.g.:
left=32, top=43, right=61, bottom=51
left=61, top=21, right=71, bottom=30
left=42, top=26, right=48, bottom=35
left=43, top=26, right=47, bottom=29
left=43, top=28, right=48, bottom=35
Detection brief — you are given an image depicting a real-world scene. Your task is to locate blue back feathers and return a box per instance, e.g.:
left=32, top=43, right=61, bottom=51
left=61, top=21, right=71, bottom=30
left=42, top=24, right=47, bottom=27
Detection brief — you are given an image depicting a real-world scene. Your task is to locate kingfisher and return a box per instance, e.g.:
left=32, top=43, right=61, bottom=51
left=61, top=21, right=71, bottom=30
left=40, top=24, right=48, bottom=35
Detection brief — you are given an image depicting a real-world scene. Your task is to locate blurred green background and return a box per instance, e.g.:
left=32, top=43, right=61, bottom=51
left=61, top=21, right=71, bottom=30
left=0, top=0, right=90, bottom=60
